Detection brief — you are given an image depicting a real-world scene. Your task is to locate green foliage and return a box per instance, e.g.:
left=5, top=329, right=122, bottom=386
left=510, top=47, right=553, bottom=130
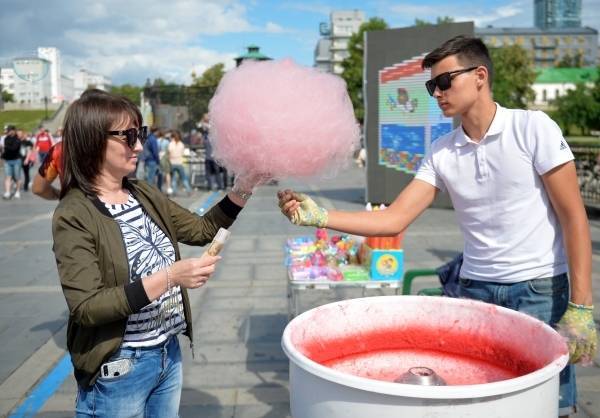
left=1, top=89, right=14, bottom=103
left=143, top=64, right=226, bottom=129
left=191, top=63, right=225, bottom=88
left=552, top=67, right=600, bottom=135
left=414, top=16, right=455, bottom=26
left=488, top=45, right=536, bottom=109
left=0, top=110, right=47, bottom=133
left=556, top=52, right=583, bottom=68
left=341, top=17, right=388, bottom=122
left=188, top=63, right=226, bottom=124
left=110, top=84, right=143, bottom=105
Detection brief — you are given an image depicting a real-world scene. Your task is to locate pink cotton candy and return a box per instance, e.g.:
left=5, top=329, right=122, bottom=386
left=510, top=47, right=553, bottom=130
left=208, top=59, right=360, bottom=179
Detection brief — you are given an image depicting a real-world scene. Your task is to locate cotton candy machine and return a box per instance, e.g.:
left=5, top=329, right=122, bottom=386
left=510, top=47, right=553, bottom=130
left=281, top=296, right=568, bottom=418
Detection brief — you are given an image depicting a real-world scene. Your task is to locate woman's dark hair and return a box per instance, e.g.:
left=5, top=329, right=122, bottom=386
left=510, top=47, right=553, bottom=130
left=422, top=35, right=494, bottom=88
left=171, top=130, right=183, bottom=142
left=60, top=89, right=142, bottom=199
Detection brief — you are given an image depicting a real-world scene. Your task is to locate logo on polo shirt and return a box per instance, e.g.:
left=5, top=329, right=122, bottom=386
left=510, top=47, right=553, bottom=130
left=560, top=140, right=568, bottom=150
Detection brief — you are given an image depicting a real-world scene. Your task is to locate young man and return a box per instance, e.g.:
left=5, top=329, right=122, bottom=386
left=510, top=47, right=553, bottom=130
left=278, top=36, right=596, bottom=417
left=2, top=125, right=22, bottom=199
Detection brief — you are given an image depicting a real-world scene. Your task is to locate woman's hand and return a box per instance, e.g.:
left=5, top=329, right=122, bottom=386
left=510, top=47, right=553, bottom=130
left=277, top=189, right=328, bottom=228
left=170, top=254, right=221, bottom=289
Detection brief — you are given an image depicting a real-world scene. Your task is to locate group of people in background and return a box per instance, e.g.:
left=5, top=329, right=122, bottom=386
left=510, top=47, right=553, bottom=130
left=0, top=125, right=63, bottom=200
left=1, top=113, right=228, bottom=202
left=141, top=113, right=228, bottom=197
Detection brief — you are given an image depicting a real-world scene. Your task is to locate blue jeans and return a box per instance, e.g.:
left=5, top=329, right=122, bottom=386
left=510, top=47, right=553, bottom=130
left=3, top=159, right=21, bottom=181
left=458, top=273, right=575, bottom=414
left=171, top=164, right=191, bottom=194
left=76, top=336, right=182, bottom=418
left=145, top=160, right=160, bottom=187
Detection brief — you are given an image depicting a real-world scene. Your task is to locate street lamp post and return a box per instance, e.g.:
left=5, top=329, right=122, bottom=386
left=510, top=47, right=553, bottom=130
left=44, top=96, right=48, bottom=120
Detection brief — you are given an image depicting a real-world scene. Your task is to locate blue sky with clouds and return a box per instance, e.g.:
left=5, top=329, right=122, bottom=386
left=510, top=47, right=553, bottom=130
left=1, top=0, right=598, bottom=85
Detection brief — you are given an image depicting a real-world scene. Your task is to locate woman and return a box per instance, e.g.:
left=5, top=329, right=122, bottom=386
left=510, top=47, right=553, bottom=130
left=53, top=89, right=258, bottom=417
left=168, top=130, right=192, bottom=196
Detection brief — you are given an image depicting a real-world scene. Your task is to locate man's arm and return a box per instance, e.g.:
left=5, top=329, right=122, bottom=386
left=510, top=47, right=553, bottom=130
left=281, top=179, right=438, bottom=236
left=542, top=161, right=592, bottom=305
left=32, top=173, right=60, bottom=200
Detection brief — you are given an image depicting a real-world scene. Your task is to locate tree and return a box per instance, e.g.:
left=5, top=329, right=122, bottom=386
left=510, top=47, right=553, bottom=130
left=110, top=84, right=143, bottom=105
left=191, top=63, right=225, bottom=88
left=552, top=84, right=597, bottom=135
left=488, top=45, right=536, bottom=109
left=1, top=89, right=14, bottom=103
left=552, top=67, right=600, bottom=135
left=557, top=52, right=583, bottom=68
left=341, top=17, right=389, bottom=122
left=188, top=63, right=226, bottom=123
left=591, top=67, right=600, bottom=131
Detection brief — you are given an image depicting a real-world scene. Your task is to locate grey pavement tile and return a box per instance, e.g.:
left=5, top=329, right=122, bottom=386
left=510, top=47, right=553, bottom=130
left=180, top=405, right=235, bottom=418
left=254, top=265, right=287, bottom=281
left=194, top=342, right=287, bottom=364
left=183, top=362, right=289, bottom=389
left=204, top=285, right=286, bottom=299
left=199, top=296, right=287, bottom=312
left=233, top=403, right=291, bottom=418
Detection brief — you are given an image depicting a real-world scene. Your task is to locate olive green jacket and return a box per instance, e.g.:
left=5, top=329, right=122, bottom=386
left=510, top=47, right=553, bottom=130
left=52, top=179, right=235, bottom=387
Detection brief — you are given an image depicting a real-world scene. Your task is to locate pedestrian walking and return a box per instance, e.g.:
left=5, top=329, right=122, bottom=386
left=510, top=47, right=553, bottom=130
left=168, top=130, right=192, bottom=196
left=2, top=125, right=22, bottom=199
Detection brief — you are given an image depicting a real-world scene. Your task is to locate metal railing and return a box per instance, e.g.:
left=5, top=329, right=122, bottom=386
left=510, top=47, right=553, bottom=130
left=573, top=145, right=600, bottom=205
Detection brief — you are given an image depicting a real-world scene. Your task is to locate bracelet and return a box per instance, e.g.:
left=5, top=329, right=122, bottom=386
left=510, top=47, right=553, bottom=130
left=231, top=187, right=252, bottom=201
left=568, top=301, right=594, bottom=310
left=166, top=266, right=172, bottom=292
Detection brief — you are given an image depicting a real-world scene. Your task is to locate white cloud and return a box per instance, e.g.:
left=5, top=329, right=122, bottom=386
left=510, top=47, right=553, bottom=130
left=0, top=0, right=291, bottom=84
left=265, top=21, right=286, bottom=33
left=280, top=2, right=332, bottom=16
left=388, top=2, right=528, bottom=27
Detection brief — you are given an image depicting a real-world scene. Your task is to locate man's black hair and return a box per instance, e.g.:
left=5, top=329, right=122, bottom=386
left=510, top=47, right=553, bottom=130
left=422, top=35, right=493, bottom=88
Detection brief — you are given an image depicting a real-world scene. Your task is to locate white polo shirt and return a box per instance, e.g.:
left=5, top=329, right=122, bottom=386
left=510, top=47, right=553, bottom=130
left=415, top=104, right=574, bottom=283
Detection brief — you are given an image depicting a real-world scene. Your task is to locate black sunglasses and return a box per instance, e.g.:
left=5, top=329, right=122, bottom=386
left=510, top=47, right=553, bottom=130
left=425, top=66, right=478, bottom=96
left=107, top=126, right=148, bottom=149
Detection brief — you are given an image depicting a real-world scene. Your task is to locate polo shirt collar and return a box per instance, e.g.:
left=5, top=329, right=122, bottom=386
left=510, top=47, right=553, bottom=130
left=454, top=103, right=507, bottom=147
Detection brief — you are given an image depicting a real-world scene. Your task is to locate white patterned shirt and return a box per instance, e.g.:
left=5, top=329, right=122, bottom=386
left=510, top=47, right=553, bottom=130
left=105, top=193, right=186, bottom=347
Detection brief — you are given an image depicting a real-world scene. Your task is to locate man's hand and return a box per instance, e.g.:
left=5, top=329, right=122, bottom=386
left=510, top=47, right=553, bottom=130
left=556, top=302, right=598, bottom=365
left=277, top=189, right=328, bottom=228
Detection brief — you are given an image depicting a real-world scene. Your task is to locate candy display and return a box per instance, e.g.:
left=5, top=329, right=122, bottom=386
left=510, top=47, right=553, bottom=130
left=208, top=58, right=360, bottom=180
left=286, top=229, right=366, bottom=282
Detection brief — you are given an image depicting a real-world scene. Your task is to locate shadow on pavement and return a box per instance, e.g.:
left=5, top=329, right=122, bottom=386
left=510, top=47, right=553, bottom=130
left=30, top=316, right=68, bottom=350
left=242, top=313, right=291, bottom=418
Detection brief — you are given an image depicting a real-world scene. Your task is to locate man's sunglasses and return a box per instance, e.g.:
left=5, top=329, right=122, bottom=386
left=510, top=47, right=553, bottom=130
left=107, top=126, right=148, bottom=149
left=425, top=66, right=478, bottom=96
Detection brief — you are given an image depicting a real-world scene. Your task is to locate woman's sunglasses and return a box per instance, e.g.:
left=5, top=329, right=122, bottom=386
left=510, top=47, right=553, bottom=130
left=425, top=66, right=478, bottom=96
left=107, top=126, right=148, bottom=149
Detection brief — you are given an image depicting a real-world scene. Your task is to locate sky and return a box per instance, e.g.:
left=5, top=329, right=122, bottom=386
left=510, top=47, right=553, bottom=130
left=1, top=0, right=599, bottom=86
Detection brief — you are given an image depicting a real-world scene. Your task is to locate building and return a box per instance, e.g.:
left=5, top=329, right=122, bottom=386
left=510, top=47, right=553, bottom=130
left=0, top=67, right=16, bottom=96
left=314, top=38, right=332, bottom=73
left=532, top=67, right=598, bottom=106
left=534, top=0, right=582, bottom=29
left=73, top=69, right=112, bottom=98
left=313, top=10, right=366, bottom=74
left=476, top=26, right=598, bottom=67
left=37, top=47, right=62, bottom=103
left=8, top=57, right=52, bottom=104
left=60, top=75, right=74, bottom=103
left=234, top=45, right=271, bottom=67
